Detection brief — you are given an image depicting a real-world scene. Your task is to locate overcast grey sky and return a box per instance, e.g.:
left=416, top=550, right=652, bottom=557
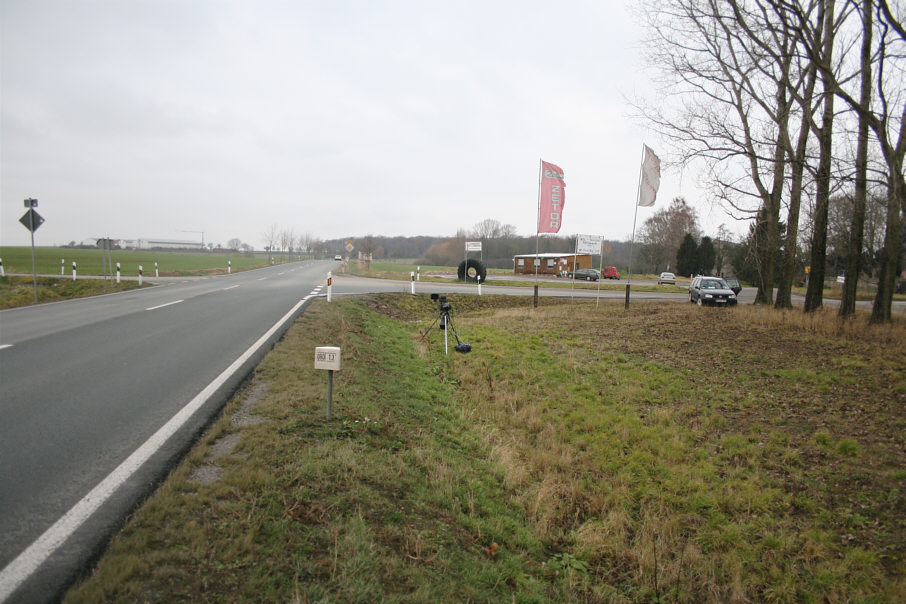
left=1, top=0, right=730, bottom=249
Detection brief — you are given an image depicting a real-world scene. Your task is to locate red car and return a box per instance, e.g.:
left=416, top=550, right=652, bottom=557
left=601, top=266, right=620, bottom=279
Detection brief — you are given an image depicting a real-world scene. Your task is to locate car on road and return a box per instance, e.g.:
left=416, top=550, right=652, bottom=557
left=658, top=272, right=676, bottom=285
left=602, top=266, right=620, bottom=279
left=567, top=268, right=600, bottom=281
left=334, top=255, right=343, bottom=261
left=689, top=276, right=738, bottom=306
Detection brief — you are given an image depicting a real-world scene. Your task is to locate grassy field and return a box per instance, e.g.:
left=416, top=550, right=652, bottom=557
left=64, top=295, right=905, bottom=603
left=342, top=260, right=687, bottom=293
left=0, top=246, right=283, bottom=277
left=344, top=260, right=903, bottom=301
left=0, top=275, right=145, bottom=309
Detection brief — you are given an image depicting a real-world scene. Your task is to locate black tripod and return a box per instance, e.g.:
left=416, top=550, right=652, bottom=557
left=421, top=294, right=471, bottom=355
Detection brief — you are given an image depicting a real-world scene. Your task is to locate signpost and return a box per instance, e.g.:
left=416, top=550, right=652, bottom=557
left=576, top=234, right=603, bottom=256
left=19, top=198, right=44, bottom=303
left=315, top=347, right=342, bottom=420
left=575, top=234, right=605, bottom=307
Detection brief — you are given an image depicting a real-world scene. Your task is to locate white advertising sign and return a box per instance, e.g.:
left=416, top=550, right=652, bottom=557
left=576, top=234, right=603, bottom=255
left=465, top=241, right=482, bottom=252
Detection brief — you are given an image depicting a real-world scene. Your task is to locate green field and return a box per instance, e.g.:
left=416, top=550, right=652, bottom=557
left=343, top=260, right=688, bottom=293
left=0, top=275, right=144, bottom=309
left=343, top=260, right=903, bottom=301
left=65, top=295, right=906, bottom=603
left=0, top=246, right=289, bottom=277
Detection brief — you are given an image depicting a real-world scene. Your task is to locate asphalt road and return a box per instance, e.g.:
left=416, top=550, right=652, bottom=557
left=0, top=260, right=336, bottom=602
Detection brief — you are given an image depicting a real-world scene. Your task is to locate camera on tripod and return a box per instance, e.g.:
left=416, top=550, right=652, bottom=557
left=431, top=293, right=453, bottom=312
left=425, top=294, right=471, bottom=354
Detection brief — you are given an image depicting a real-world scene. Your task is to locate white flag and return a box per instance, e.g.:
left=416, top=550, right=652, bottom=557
left=638, top=145, right=661, bottom=207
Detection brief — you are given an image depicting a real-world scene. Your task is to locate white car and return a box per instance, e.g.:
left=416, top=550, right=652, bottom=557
left=334, top=255, right=343, bottom=261
left=658, top=272, right=676, bottom=285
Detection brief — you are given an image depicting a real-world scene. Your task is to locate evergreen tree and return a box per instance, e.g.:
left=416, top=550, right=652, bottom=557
left=696, top=236, right=716, bottom=274
left=676, top=233, right=698, bottom=277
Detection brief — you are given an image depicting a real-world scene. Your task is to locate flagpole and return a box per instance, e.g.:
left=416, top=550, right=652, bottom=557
left=534, top=158, right=542, bottom=307
left=596, top=239, right=604, bottom=310
left=625, top=144, right=646, bottom=310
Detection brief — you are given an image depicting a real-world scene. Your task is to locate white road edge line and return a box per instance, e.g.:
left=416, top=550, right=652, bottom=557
left=222, top=285, right=240, bottom=291
left=0, top=345, right=12, bottom=350
left=0, top=294, right=317, bottom=601
left=145, top=300, right=184, bottom=311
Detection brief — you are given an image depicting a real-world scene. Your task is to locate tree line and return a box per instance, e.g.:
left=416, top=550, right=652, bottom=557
left=633, top=0, right=904, bottom=322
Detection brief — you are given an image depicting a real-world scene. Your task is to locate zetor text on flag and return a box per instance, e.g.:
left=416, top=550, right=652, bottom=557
left=638, top=145, right=661, bottom=207
left=538, top=161, right=566, bottom=233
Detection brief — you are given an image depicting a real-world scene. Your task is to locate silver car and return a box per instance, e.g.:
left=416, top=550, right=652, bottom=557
left=658, top=272, right=676, bottom=285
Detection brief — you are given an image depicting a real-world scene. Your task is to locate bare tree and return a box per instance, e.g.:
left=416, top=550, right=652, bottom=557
left=779, top=0, right=905, bottom=321
left=638, top=197, right=701, bottom=274
left=279, top=228, right=294, bottom=260
left=500, top=223, right=519, bottom=238
left=262, top=224, right=279, bottom=258
left=472, top=218, right=503, bottom=239
left=297, top=231, right=315, bottom=257
left=636, top=0, right=809, bottom=304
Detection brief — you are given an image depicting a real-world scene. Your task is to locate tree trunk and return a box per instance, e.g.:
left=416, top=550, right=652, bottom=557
left=804, top=0, right=836, bottom=313
left=776, top=62, right=817, bottom=310
left=871, top=167, right=904, bottom=323
left=755, top=122, right=787, bottom=306
left=840, top=0, right=873, bottom=318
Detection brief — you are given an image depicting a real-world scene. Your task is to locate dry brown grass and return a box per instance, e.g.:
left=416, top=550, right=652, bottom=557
left=66, top=294, right=906, bottom=603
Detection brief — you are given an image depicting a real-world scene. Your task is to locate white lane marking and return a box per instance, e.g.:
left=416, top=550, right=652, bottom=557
left=257, top=277, right=267, bottom=281
left=278, top=272, right=285, bottom=276
left=0, top=293, right=318, bottom=600
left=222, top=285, right=240, bottom=291
left=145, top=300, right=184, bottom=311
left=0, top=344, right=12, bottom=350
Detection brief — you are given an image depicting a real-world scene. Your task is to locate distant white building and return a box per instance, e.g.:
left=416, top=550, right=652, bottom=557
left=123, top=239, right=205, bottom=250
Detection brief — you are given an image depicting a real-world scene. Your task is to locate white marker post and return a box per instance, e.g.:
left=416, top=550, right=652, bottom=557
left=116, top=262, right=121, bottom=284
left=327, top=271, right=332, bottom=302
left=61, top=259, right=65, bottom=275
left=417, top=266, right=420, bottom=281
left=228, top=260, right=232, bottom=274
left=138, top=265, right=143, bottom=286
left=410, top=271, right=415, bottom=294
left=155, top=262, right=159, bottom=277
left=478, top=274, right=482, bottom=296
left=314, top=346, right=342, bottom=420
left=0, top=258, right=4, bottom=277
left=72, top=261, right=77, bottom=281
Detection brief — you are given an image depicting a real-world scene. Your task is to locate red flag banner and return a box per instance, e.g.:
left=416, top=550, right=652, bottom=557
left=638, top=145, right=661, bottom=207
left=538, top=160, right=565, bottom=233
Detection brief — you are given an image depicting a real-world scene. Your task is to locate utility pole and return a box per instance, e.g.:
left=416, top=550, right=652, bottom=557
left=178, top=230, right=206, bottom=249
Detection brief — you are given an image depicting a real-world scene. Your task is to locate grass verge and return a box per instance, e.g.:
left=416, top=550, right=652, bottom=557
left=0, top=276, right=145, bottom=309
left=65, top=295, right=906, bottom=602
